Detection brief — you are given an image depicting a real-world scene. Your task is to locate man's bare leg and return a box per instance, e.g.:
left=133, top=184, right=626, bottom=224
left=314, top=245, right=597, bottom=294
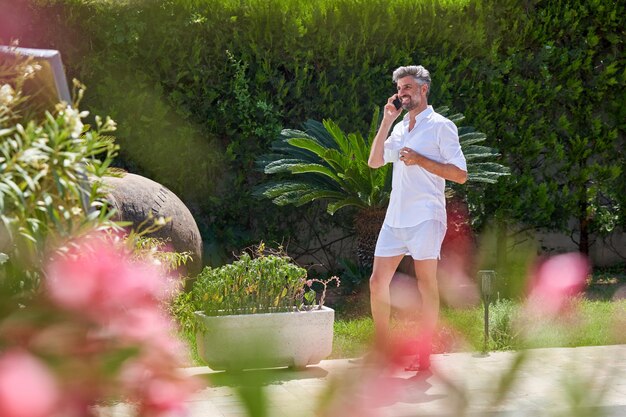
left=369, top=254, right=404, bottom=351
left=409, top=258, right=439, bottom=370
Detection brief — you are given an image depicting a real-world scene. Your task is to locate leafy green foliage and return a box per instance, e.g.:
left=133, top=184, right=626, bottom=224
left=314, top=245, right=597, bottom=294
left=4, top=0, right=500, bottom=263
left=438, top=107, right=511, bottom=189
left=6, top=0, right=624, bottom=264
left=125, top=232, right=193, bottom=273
left=458, top=1, right=625, bottom=255
left=0, top=56, right=119, bottom=290
left=488, top=298, right=520, bottom=350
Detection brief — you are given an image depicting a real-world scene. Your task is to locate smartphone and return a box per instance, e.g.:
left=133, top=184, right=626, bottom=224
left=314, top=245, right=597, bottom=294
left=392, top=96, right=402, bottom=110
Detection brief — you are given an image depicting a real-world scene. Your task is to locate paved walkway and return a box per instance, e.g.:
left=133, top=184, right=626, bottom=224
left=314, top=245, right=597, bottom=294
left=102, top=345, right=626, bottom=417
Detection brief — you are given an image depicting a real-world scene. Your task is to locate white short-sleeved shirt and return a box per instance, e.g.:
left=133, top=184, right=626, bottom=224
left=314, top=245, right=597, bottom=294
left=382, top=105, right=467, bottom=228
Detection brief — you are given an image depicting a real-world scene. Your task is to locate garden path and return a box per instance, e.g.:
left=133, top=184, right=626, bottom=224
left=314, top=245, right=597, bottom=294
left=100, top=344, right=626, bottom=417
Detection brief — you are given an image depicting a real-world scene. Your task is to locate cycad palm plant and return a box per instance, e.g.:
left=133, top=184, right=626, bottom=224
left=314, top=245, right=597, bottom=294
left=256, top=109, right=390, bottom=267
left=257, top=109, right=390, bottom=214
left=256, top=108, right=509, bottom=268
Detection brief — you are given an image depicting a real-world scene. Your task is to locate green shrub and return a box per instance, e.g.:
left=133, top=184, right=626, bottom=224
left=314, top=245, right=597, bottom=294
left=488, top=298, right=520, bottom=350
left=0, top=55, right=119, bottom=293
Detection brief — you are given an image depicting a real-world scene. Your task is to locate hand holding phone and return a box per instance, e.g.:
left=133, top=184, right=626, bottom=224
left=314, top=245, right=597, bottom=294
left=392, top=96, right=402, bottom=110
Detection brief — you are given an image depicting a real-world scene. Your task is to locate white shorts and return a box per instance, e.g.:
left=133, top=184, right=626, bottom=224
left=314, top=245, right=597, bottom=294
left=374, top=220, right=447, bottom=260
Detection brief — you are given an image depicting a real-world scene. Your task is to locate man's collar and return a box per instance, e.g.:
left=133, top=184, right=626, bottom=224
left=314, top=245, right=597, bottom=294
left=403, top=105, right=434, bottom=123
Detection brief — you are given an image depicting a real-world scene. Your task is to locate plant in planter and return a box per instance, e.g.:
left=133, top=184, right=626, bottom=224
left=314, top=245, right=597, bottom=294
left=191, top=245, right=339, bottom=371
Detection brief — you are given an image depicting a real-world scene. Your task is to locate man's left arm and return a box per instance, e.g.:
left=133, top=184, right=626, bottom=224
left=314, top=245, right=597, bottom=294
left=400, top=151, right=467, bottom=184
left=399, top=121, right=468, bottom=184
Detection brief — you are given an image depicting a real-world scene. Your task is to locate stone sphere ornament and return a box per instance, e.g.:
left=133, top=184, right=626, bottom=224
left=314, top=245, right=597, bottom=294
left=102, top=173, right=202, bottom=275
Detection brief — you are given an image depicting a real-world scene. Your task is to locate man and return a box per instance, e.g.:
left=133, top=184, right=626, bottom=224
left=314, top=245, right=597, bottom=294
left=367, top=65, right=467, bottom=371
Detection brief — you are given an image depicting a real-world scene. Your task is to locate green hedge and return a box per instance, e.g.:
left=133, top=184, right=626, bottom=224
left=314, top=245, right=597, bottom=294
left=2, top=0, right=624, bottom=264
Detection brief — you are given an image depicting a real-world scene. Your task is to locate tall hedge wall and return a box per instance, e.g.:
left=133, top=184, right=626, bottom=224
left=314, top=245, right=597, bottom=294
left=1, top=0, right=624, bottom=264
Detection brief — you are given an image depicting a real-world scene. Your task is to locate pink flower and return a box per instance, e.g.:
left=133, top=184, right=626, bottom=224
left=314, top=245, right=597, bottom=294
left=437, top=260, right=480, bottom=308
left=121, top=362, right=202, bottom=417
left=0, top=350, right=60, bottom=417
left=526, top=252, right=589, bottom=317
left=142, top=378, right=193, bottom=417
left=45, top=234, right=174, bottom=319
left=28, top=233, right=201, bottom=415
left=107, top=308, right=184, bottom=358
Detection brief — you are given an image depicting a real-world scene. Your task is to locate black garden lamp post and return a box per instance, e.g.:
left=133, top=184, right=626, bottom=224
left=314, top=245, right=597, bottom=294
left=479, top=270, right=497, bottom=355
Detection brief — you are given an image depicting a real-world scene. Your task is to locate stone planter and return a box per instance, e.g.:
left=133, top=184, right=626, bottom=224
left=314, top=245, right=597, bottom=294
left=194, top=306, right=334, bottom=371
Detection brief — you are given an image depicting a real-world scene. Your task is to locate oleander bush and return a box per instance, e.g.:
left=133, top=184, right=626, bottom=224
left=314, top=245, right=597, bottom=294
left=0, top=53, right=119, bottom=293
left=0, top=52, right=200, bottom=417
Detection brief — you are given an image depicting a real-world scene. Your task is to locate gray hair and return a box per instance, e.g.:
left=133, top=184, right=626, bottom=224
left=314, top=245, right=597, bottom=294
left=392, top=65, right=431, bottom=96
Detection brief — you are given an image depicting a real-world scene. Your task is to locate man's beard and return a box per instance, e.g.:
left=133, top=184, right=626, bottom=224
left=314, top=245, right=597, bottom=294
left=402, top=95, right=419, bottom=111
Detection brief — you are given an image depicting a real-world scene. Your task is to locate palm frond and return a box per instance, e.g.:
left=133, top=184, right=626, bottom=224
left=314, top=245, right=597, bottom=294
left=459, top=132, right=488, bottom=146
left=256, top=180, right=339, bottom=196
left=289, top=163, right=342, bottom=182
left=323, top=120, right=352, bottom=156
left=327, top=197, right=370, bottom=215
left=469, top=162, right=511, bottom=173
left=320, top=148, right=354, bottom=173
left=348, top=132, right=371, bottom=163
left=301, top=120, right=336, bottom=148
left=468, top=172, right=510, bottom=184
left=447, top=113, right=465, bottom=124
left=279, top=128, right=313, bottom=139
left=263, top=158, right=307, bottom=174
left=286, top=137, right=329, bottom=158
left=256, top=180, right=346, bottom=207
left=463, top=145, right=501, bottom=160
left=264, top=159, right=341, bottom=182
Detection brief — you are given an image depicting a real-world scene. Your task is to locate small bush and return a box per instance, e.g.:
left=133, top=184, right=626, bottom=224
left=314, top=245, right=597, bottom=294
left=190, top=244, right=338, bottom=316
left=193, top=251, right=307, bottom=316
left=488, top=298, right=520, bottom=350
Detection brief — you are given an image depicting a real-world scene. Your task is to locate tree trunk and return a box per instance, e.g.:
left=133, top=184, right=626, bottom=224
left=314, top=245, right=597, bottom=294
left=354, top=208, right=387, bottom=269
left=579, top=194, right=590, bottom=256
left=579, top=216, right=590, bottom=256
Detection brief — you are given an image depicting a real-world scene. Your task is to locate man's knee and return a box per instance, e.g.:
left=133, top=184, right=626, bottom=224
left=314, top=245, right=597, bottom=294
left=369, top=271, right=389, bottom=294
left=415, top=271, right=438, bottom=286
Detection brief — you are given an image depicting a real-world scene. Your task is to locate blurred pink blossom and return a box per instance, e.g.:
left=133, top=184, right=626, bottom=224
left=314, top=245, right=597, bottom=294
left=45, top=235, right=175, bottom=319
left=32, top=233, right=199, bottom=416
left=142, top=377, right=197, bottom=417
left=438, top=260, right=480, bottom=308
left=439, top=196, right=478, bottom=309
left=108, top=308, right=184, bottom=358
left=120, top=361, right=202, bottom=417
left=526, top=252, right=589, bottom=317
left=0, top=349, right=60, bottom=417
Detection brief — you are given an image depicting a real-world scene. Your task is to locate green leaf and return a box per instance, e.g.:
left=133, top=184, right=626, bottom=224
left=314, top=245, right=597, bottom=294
left=289, top=163, right=342, bottom=181
left=286, top=137, right=328, bottom=157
